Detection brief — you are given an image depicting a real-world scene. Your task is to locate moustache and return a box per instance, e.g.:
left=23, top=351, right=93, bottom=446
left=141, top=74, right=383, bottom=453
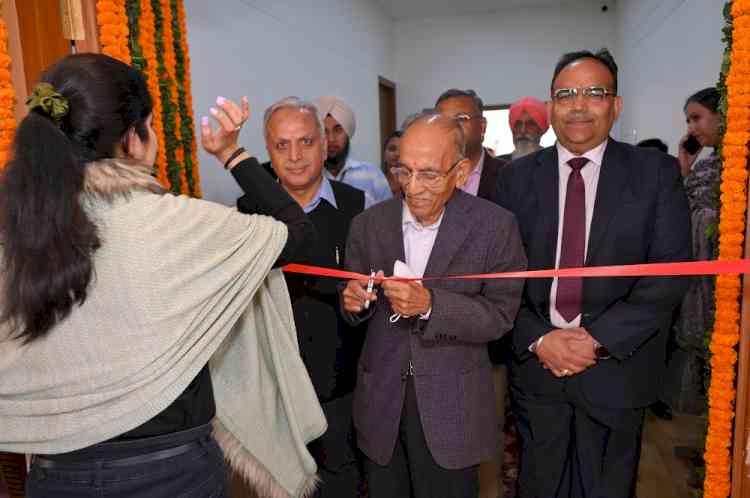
left=565, top=112, right=592, bottom=123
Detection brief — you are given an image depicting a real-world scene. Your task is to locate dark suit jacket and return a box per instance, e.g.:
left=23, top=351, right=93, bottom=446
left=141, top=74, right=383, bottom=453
left=239, top=181, right=366, bottom=402
left=493, top=139, right=691, bottom=409
left=342, top=190, right=526, bottom=468
left=477, top=149, right=506, bottom=200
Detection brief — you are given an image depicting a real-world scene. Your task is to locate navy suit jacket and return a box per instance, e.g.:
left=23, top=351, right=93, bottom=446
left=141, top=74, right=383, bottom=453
left=492, top=138, right=691, bottom=409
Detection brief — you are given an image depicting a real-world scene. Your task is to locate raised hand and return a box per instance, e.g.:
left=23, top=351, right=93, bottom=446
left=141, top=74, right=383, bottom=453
left=200, top=96, right=250, bottom=165
left=677, top=133, right=702, bottom=177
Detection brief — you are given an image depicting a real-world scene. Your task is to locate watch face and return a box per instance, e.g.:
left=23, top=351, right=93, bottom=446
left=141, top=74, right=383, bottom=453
left=595, top=345, right=610, bottom=359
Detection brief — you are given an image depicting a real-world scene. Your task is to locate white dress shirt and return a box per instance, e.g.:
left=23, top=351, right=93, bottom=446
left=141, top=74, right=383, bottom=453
left=548, top=140, right=608, bottom=328
left=402, top=203, right=444, bottom=279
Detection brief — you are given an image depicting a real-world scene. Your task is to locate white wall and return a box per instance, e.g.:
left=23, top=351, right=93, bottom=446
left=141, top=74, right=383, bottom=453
left=614, top=0, right=725, bottom=153
left=393, top=0, right=616, bottom=125
left=184, top=0, right=394, bottom=205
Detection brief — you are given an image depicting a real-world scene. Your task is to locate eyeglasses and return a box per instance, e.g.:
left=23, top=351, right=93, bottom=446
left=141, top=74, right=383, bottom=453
left=551, top=86, right=616, bottom=103
left=390, top=158, right=463, bottom=188
left=451, top=113, right=482, bottom=123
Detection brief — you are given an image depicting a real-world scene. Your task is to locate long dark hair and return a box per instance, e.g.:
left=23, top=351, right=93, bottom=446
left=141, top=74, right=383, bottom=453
left=0, top=53, right=153, bottom=343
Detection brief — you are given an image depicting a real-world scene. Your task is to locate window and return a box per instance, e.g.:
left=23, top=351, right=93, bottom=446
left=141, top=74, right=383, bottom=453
left=482, top=107, right=556, bottom=157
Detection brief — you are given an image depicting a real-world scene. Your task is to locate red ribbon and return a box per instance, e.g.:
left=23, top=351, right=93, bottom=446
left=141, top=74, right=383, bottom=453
left=282, top=259, right=750, bottom=282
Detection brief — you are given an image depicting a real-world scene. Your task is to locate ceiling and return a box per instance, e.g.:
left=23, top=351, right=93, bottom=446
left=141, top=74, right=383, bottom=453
left=375, top=0, right=596, bottom=20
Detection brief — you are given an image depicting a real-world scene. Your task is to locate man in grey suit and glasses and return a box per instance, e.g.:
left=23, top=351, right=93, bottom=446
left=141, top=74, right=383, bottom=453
left=341, top=111, right=527, bottom=498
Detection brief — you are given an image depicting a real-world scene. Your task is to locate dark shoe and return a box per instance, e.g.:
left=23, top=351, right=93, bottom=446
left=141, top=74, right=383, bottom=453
left=649, top=400, right=673, bottom=420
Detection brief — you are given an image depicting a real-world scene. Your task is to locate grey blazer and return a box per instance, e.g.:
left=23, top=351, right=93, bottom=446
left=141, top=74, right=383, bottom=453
left=342, top=189, right=526, bottom=469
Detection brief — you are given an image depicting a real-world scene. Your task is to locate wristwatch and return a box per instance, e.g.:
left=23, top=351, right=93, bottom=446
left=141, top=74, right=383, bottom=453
left=594, top=341, right=611, bottom=360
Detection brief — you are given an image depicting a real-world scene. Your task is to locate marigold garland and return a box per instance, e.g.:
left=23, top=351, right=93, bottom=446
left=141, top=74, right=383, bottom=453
left=137, top=0, right=170, bottom=189
left=151, top=0, right=181, bottom=194
left=96, top=0, right=131, bottom=64
left=158, top=0, right=187, bottom=195
left=703, top=2, right=749, bottom=496
left=0, top=7, right=16, bottom=170
left=172, top=0, right=200, bottom=197
left=99, top=0, right=201, bottom=196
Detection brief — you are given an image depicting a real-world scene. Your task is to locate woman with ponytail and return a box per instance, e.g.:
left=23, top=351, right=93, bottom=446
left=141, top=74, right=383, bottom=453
left=0, top=54, right=325, bottom=498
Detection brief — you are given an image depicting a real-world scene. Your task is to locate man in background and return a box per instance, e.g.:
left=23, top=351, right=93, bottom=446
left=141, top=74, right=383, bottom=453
left=315, top=96, right=392, bottom=205
left=239, top=97, right=366, bottom=497
left=498, top=96, right=549, bottom=161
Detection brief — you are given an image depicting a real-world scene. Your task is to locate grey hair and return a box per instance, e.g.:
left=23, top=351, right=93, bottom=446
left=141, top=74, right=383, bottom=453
left=435, top=88, right=484, bottom=113
left=402, top=109, right=466, bottom=160
left=263, top=96, right=324, bottom=138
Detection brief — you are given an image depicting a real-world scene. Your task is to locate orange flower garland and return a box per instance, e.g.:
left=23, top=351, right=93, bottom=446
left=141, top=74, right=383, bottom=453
left=138, top=0, right=170, bottom=189
left=703, top=2, right=750, bottom=496
left=96, top=0, right=131, bottom=64
left=175, top=0, right=201, bottom=197
left=159, top=0, right=187, bottom=195
left=0, top=5, right=16, bottom=170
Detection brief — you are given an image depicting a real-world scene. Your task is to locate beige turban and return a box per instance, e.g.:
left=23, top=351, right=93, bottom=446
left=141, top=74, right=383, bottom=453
left=314, top=96, right=356, bottom=138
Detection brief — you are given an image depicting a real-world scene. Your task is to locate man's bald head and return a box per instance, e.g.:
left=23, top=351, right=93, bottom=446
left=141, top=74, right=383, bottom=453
left=402, top=111, right=466, bottom=163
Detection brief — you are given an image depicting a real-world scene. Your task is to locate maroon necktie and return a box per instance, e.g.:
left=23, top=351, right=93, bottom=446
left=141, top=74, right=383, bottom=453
left=556, top=157, right=589, bottom=322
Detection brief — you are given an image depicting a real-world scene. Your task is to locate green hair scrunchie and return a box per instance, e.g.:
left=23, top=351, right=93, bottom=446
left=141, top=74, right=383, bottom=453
left=26, top=82, right=69, bottom=126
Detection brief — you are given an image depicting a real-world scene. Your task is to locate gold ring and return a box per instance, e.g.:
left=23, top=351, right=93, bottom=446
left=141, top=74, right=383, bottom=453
left=561, top=369, right=571, bottom=376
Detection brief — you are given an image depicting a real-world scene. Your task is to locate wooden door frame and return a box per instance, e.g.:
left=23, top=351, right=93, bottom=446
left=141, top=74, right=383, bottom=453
left=732, top=182, right=750, bottom=497
left=3, top=0, right=99, bottom=122
left=378, top=75, right=396, bottom=147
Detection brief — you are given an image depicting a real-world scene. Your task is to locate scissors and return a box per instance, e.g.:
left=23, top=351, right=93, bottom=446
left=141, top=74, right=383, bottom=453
left=364, top=270, right=376, bottom=310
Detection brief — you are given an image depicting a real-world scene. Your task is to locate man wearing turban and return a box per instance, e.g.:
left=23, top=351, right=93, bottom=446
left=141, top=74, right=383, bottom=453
left=314, top=96, right=392, bottom=205
left=499, top=96, right=549, bottom=161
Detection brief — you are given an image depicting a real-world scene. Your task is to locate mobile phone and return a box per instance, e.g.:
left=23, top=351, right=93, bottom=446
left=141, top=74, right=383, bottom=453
left=683, top=135, right=702, bottom=155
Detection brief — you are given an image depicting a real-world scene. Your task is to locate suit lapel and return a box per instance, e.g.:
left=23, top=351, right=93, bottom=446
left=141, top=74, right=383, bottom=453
left=477, top=151, right=500, bottom=200
left=586, top=139, right=629, bottom=264
left=382, top=197, right=406, bottom=271
left=422, top=191, right=472, bottom=281
left=533, top=147, right=560, bottom=272
left=527, top=148, right=559, bottom=309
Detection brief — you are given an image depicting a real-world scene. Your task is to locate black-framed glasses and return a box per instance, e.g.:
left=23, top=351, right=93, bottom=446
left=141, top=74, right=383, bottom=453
left=551, top=86, right=616, bottom=103
left=390, top=158, right=463, bottom=187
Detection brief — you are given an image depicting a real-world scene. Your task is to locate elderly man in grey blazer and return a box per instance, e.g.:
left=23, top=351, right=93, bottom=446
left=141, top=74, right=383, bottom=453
left=341, top=111, right=527, bottom=498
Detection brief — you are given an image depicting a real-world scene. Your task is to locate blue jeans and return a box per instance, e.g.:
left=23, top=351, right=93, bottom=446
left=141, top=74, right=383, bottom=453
left=25, top=423, right=227, bottom=498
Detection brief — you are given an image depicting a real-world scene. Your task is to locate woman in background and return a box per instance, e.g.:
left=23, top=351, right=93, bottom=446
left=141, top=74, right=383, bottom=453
left=668, top=87, right=722, bottom=416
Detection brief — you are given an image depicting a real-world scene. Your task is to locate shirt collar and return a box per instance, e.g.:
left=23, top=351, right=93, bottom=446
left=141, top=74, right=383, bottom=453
left=401, top=201, right=444, bottom=231
left=302, top=175, right=338, bottom=213
left=468, top=149, right=485, bottom=179
left=556, top=139, right=608, bottom=168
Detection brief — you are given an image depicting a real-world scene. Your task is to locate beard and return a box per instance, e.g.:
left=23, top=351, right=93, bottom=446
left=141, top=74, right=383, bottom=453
left=325, top=140, right=350, bottom=176
left=512, top=137, right=542, bottom=159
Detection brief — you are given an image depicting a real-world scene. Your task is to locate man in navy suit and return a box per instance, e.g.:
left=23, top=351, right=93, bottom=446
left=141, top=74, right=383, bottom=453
left=493, top=49, right=691, bottom=498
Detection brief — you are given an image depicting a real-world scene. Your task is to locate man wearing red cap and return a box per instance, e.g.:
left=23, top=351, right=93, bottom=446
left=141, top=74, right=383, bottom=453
left=498, top=96, right=549, bottom=162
